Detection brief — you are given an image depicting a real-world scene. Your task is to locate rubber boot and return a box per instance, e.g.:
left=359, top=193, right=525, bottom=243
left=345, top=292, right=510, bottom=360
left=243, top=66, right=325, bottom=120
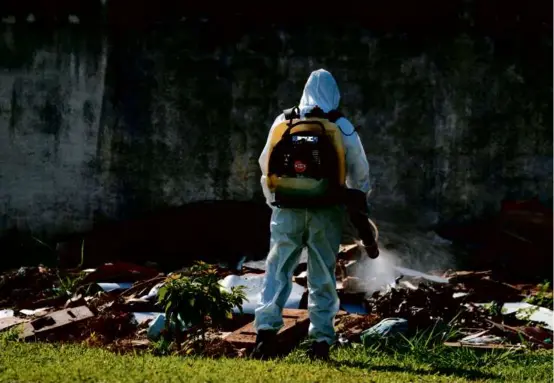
left=250, top=330, right=278, bottom=360
left=306, top=341, right=330, bottom=361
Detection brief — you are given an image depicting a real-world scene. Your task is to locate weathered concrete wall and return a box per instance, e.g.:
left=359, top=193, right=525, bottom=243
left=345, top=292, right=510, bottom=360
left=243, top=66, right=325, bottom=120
left=0, top=26, right=108, bottom=234
left=0, top=20, right=551, bottom=236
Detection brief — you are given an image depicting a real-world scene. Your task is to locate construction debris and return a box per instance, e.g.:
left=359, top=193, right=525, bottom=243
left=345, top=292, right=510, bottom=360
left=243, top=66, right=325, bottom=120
left=19, top=306, right=95, bottom=340
left=361, top=317, right=409, bottom=346
left=444, top=341, right=522, bottom=350
left=219, top=274, right=304, bottom=314
left=224, top=309, right=310, bottom=355
left=0, top=197, right=550, bottom=357
left=335, top=313, right=380, bottom=342
left=0, top=254, right=552, bottom=356
left=366, top=284, right=462, bottom=329
left=501, top=302, right=553, bottom=330
left=0, top=309, right=13, bottom=318
left=98, top=283, right=134, bottom=292
left=0, top=316, right=28, bottom=332
left=0, top=266, right=59, bottom=309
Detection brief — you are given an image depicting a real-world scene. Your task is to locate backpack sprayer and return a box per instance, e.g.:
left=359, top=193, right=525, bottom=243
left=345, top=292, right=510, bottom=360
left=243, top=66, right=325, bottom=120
left=265, top=105, right=380, bottom=259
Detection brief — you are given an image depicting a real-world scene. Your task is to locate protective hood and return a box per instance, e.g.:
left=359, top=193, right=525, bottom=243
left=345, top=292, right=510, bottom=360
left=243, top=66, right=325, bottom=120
left=298, top=69, right=340, bottom=115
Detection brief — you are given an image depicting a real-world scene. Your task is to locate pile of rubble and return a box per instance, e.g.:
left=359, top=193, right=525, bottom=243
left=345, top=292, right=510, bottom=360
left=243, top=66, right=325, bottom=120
left=1, top=251, right=552, bottom=357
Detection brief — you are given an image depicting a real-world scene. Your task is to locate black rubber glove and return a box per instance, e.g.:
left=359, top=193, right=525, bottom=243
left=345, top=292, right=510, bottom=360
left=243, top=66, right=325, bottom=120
left=343, top=189, right=379, bottom=259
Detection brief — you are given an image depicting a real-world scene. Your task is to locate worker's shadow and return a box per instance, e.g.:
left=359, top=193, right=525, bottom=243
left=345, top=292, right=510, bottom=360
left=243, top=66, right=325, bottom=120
left=328, top=360, right=498, bottom=381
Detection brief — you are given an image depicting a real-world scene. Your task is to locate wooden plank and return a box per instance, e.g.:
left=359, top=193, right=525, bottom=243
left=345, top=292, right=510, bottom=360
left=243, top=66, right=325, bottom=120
left=225, top=309, right=309, bottom=353
left=444, top=341, right=521, bottom=350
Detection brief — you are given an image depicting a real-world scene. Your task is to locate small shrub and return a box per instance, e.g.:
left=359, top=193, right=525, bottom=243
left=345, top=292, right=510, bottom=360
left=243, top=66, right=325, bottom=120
left=55, top=271, right=91, bottom=298
left=524, top=281, right=553, bottom=309
left=483, top=300, right=504, bottom=320
left=0, top=325, right=22, bottom=343
left=149, top=337, right=176, bottom=356
left=157, top=261, right=247, bottom=348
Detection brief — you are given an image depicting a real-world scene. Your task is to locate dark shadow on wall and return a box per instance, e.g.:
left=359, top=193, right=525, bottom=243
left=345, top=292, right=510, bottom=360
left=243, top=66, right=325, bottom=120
left=434, top=197, right=553, bottom=283
left=0, top=1, right=551, bottom=263
left=0, top=228, right=59, bottom=272
left=54, top=200, right=273, bottom=272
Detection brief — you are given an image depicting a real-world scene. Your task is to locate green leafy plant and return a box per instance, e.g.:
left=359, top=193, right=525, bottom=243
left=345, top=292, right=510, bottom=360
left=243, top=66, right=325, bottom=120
left=149, top=337, right=176, bottom=356
left=482, top=301, right=504, bottom=319
left=54, top=271, right=92, bottom=298
left=517, top=306, right=540, bottom=322
left=524, top=281, right=553, bottom=309
left=55, top=273, right=81, bottom=298
left=157, top=261, right=247, bottom=349
left=0, top=324, right=22, bottom=344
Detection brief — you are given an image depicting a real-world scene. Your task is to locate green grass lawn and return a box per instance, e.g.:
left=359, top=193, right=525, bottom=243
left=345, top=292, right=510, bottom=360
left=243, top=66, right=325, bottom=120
left=0, top=341, right=552, bottom=383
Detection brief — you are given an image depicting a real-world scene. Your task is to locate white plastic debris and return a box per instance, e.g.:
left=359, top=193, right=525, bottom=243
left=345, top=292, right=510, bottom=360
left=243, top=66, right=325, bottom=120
left=460, top=331, right=504, bottom=345
left=132, top=312, right=161, bottom=326
left=502, top=302, right=553, bottom=331
left=453, top=292, right=470, bottom=299
left=219, top=274, right=304, bottom=314
left=146, top=313, right=187, bottom=341
left=147, top=314, right=166, bottom=341
left=19, top=308, right=51, bottom=316
left=473, top=302, right=553, bottom=331
left=242, top=260, right=266, bottom=271
left=139, top=282, right=165, bottom=301
left=97, top=282, right=133, bottom=292
left=0, top=309, right=14, bottom=319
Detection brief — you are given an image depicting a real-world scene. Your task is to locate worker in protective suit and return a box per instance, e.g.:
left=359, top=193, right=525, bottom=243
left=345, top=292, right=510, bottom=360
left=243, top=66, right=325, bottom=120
left=252, top=69, right=372, bottom=360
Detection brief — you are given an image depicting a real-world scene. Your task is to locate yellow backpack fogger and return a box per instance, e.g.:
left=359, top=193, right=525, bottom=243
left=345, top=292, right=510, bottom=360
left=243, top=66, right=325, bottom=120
left=266, top=106, right=347, bottom=208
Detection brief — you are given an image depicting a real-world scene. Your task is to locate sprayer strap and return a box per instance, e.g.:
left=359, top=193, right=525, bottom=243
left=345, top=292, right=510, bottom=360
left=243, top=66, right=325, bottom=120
left=283, top=107, right=300, bottom=120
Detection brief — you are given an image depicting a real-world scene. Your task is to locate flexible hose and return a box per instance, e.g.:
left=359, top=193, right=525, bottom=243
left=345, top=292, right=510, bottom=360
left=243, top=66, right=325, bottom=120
left=368, top=217, right=379, bottom=242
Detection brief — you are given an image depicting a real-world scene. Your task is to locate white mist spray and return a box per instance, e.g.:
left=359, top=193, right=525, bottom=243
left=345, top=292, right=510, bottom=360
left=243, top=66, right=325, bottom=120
left=349, top=220, right=456, bottom=295
left=349, top=248, right=401, bottom=294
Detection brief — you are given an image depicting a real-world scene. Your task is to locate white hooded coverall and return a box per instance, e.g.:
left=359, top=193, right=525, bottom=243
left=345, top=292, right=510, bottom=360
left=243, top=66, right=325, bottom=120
left=254, top=69, right=371, bottom=345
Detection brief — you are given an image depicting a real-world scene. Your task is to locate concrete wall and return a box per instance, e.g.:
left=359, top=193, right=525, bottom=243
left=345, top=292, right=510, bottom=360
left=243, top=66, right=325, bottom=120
left=0, top=26, right=108, bottom=234
left=0, top=19, right=551, bottom=236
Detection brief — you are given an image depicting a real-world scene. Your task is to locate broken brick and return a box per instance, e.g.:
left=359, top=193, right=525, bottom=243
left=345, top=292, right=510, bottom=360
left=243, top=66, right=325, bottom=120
left=0, top=317, right=28, bottom=332
left=19, top=306, right=94, bottom=340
